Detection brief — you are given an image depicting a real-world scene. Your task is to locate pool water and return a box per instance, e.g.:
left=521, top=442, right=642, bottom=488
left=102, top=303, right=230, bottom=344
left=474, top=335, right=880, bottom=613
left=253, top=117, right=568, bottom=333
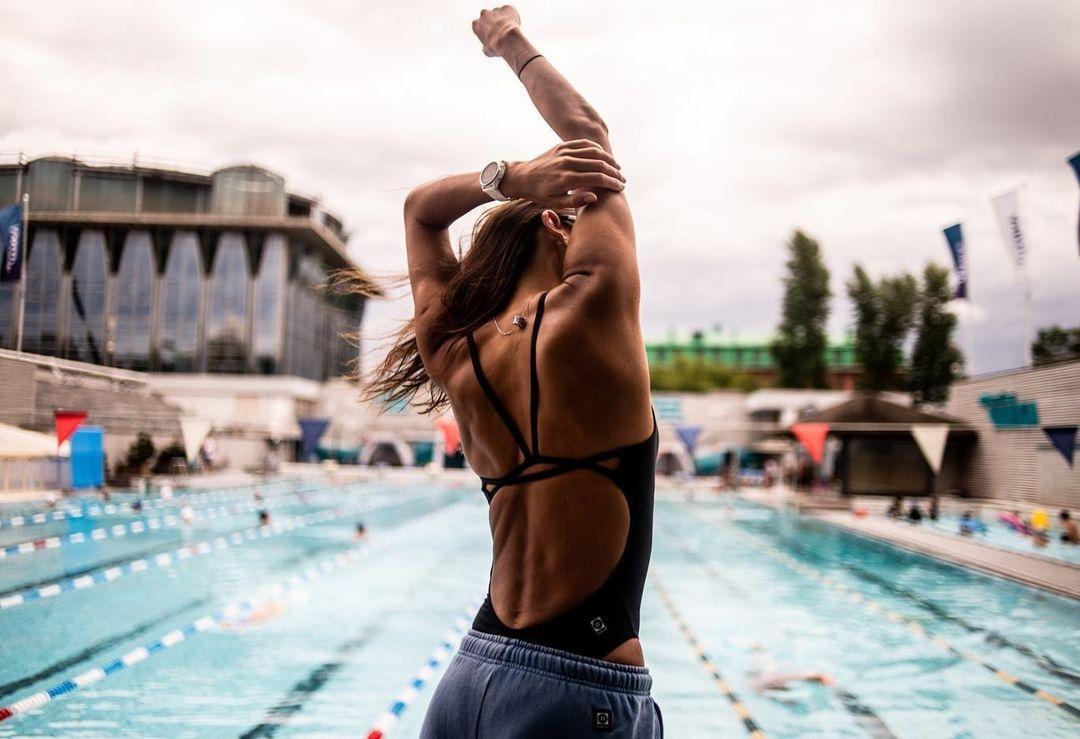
left=0, top=480, right=1077, bottom=738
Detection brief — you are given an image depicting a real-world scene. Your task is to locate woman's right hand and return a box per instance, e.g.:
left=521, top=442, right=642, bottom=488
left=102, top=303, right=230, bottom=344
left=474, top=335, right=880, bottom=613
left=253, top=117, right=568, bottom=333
left=501, top=140, right=625, bottom=209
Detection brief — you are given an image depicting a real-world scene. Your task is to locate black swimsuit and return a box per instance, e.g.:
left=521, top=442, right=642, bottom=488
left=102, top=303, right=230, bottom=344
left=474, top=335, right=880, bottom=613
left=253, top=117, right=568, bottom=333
left=467, top=291, right=659, bottom=658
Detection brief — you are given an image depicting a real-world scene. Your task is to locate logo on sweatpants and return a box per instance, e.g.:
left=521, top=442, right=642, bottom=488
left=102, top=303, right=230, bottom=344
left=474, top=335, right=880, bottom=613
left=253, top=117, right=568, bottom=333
left=590, top=616, right=608, bottom=635
left=592, top=708, right=613, bottom=732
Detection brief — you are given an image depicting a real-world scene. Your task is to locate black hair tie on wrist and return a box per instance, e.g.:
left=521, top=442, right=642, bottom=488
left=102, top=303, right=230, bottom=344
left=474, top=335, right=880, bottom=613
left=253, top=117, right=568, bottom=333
left=517, top=54, right=543, bottom=78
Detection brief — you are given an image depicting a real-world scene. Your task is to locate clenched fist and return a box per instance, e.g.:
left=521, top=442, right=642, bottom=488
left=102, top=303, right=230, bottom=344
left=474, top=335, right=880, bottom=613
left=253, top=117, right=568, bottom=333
left=471, top=5, right=522, bottom=57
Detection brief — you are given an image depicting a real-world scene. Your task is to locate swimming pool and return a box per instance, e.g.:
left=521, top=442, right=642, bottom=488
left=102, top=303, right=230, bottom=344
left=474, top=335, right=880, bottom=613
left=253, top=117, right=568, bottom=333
left=0, top=479, right=1077, bottom=737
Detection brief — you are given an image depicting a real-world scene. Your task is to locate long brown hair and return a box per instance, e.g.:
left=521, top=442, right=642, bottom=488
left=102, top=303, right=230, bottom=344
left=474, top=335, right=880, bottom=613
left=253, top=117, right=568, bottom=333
left=359, top=199, right=568, bottom=414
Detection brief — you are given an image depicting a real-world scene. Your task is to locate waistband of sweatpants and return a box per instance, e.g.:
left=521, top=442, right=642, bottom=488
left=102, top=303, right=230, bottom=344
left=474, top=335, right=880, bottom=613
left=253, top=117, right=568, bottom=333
left=458, top=630, right=652, bottom=695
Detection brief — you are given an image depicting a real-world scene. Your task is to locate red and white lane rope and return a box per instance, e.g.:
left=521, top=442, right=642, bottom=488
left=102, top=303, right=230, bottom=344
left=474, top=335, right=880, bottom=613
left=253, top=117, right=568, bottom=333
left=365, top=600, right=481, bottom=739
left=0, top=497, right=471, bottom=723
left=0, top=488, right=443, bottom=612
left=0, top=485, right=387, bottom=561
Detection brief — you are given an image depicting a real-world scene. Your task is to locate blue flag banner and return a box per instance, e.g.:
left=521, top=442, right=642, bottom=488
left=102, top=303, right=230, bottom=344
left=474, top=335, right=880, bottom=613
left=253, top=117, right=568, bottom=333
left=943, top=223, right=968, bottom=299
left=1044, top=426, right=1077, bottom=467
left=70, top=426, right=105, bottom=489
left=676, top=425, right=703, bottom=453
left=0, top=204, right=22, bottom=283
left=298, top=417, right=330, bottom=461
left=1069, top=152, right=1080, bottom=255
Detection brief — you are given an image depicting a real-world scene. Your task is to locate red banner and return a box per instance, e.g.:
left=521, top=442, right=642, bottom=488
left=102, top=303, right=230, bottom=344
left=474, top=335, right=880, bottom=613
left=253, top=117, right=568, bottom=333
left=436, top=416, right=461, bottom=456
left=791, top=422, right=829, bottom=464
left=55, top=410, right=88, bottom=447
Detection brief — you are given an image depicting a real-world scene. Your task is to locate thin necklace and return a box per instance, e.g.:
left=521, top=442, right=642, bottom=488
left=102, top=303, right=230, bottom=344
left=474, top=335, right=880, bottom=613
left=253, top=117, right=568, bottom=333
left=492, top=297, right=532, bottom=335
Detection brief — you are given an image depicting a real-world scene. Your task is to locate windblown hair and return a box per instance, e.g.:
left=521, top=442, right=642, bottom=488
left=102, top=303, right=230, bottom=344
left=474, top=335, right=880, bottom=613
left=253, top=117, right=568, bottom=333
left=353, top=199, right=569, bottom=415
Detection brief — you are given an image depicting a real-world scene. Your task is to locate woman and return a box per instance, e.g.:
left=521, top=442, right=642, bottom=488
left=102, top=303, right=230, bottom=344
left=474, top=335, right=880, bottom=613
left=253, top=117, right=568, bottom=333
left=367, top=6, right=661, bottom=736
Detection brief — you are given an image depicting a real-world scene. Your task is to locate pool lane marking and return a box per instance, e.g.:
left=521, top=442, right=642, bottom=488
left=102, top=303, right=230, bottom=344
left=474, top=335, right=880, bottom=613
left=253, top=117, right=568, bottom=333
left=0, top=486, right=381, bottom=561
left=684, top=507, right=1080, bottom=722
left=365, top=600, right=481, bottom=739
left=0, top=497, right=471, bottom=724
left=0, top=489, right=442, bottom=613
left=662, top=526, right=898, bottom=739
left=0, top=479, right=333, bottom=529
left=650, top=575, right=767, bottom=739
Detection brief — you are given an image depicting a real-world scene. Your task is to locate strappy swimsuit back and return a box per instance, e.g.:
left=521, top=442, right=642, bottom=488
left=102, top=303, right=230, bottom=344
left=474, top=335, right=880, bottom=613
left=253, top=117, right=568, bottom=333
left=466, top=291, right=658, bottom=658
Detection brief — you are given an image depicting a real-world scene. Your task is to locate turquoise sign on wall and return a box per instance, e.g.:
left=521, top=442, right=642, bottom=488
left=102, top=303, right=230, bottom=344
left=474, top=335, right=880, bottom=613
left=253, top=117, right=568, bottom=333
left=979, top=393, right=1040, bottom=429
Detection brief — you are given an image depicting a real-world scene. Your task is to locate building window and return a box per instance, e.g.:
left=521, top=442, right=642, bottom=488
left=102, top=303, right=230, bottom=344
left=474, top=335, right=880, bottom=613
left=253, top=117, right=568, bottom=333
left=285, top=255, right=326, bottom=380
left=27, top=160, right=73, bottom=211
left=78, top=173, right=137, bottom=211
left=252, top=235, right=286, bottom=374
left=21, top=230, right=63, bottom=356
left=113, top=231, right=155, bottom=370
left=159, top=232, right=202, bottom=371
left=205, top=233, right=249, bottom=373
left=66, top=230, right=109, bottom=364
left=141, top=178, right=203, bottom=213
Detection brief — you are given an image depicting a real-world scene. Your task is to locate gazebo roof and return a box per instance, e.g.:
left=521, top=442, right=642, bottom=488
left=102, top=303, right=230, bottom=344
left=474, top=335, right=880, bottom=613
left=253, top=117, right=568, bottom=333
left=792, top=393, right=976, bottom=435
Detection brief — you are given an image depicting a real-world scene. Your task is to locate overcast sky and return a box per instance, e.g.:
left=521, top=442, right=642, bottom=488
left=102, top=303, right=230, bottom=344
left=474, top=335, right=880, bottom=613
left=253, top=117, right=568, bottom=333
left=2, top=0, right=1078, bottom=375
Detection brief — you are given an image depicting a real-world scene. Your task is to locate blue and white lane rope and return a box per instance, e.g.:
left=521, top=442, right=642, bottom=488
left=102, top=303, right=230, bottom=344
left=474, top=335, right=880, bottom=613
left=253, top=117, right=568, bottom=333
left=0, top=489, right=442, bottom=612
left=0, top=497, right=471, bottom=724
left=0, top=486, right=383, bottom=561
left=366, top=600, right=481, bottom=739
left=0, top=480, right=330, bottom=530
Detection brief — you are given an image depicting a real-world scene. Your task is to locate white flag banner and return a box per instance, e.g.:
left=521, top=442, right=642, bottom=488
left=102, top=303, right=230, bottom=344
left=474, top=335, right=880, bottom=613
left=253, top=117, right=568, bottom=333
left=991, top=189, right=1026, bottom=270
left=911, top=424, right=950, bottom=474
left=180, top=417, right=213, bottom=463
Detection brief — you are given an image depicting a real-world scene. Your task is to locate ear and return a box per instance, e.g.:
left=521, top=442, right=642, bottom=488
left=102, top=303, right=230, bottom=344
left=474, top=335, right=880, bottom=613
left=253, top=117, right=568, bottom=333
left=540, top=209, right=570, bottom=247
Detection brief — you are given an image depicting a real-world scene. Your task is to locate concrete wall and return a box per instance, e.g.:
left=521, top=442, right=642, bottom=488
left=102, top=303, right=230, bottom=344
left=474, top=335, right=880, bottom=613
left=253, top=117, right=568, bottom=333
left=947, top=360, right=1080, bottom=507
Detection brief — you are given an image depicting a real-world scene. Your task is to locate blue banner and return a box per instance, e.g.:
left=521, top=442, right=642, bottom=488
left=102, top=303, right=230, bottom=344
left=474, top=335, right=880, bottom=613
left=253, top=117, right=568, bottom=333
left=1069, top=152, right=1080, bottom=255
left=0, top=204, right=22, bottom=283
left=70, top=426, right=105, bottom=489
left=943, top=223, right=968, bottom=299
left=1044, top=426, right=1077, bottom=467
left=298, top=417, right=330, bottom=461
left=675, top=425, right=703, bottom=453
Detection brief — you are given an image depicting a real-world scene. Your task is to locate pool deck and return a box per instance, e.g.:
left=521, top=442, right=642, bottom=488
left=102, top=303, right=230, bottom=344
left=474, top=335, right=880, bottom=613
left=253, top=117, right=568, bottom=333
left=731, top=488, right=1080, bottom=600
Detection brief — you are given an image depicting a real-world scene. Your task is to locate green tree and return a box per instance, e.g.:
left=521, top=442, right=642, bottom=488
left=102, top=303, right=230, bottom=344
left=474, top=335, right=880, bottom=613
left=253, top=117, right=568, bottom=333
left=770, top=230, right=831, bottom=388
left=125, top=432, right=156, bottom=472
left=909, top=264, right=964, bottom=406
left=1031, top=325, right=1080, bottom=366
left=847, top=266, right=918, bottom=391
left=649, top=355, right=762, bottom=393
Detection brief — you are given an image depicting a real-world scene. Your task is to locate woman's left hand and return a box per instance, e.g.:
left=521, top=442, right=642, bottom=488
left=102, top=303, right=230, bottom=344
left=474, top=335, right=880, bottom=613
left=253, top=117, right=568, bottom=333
left=501, top=139, right=625, bottom=209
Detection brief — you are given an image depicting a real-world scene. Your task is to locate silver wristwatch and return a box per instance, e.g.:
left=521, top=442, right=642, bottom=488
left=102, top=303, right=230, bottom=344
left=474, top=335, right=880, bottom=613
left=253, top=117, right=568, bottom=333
left=480, top=160, right=510, bottom=201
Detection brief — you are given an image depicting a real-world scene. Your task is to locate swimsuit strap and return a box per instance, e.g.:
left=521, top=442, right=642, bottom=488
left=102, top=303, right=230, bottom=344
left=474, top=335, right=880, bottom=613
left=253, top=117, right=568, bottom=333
left=467, top=331, right=531, bottom=457
left=528, top=292, right=549, bottom=454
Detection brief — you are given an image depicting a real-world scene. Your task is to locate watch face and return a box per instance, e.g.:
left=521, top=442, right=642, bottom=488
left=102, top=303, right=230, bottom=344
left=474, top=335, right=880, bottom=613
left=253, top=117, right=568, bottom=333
left=481, top=161, right=500, bottom=187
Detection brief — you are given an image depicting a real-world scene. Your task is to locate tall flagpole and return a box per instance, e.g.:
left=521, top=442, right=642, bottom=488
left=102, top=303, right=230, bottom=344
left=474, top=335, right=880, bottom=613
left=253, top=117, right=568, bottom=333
left=15, top=192, right=28, bottom=353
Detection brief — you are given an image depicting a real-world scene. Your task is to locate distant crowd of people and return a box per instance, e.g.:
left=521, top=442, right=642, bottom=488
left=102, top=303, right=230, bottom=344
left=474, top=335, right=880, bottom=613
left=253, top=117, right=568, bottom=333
left=884, top=496, right=1079, bottom=547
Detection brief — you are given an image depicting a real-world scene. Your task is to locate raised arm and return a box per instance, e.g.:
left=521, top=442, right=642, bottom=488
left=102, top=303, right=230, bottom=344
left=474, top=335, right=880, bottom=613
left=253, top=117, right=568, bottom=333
left=473, top=7, right=637, bottom=310
left=403, top=144, right=625, bottom=351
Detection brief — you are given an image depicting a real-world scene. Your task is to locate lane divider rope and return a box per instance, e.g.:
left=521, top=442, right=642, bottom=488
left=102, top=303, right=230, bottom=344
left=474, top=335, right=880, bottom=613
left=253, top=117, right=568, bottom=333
left=651, top=575, right=767, bottom=738
left=686, top=505, right=1080, bottom=722
left=0, top=489, right=445, bottom=613
left=0, top=479, right=332, bottom=529
left=365, top=599, right=481, bottom=739
left=0, top=485, right=386, bottom=561
left=0, top=496, right=472, bottom=724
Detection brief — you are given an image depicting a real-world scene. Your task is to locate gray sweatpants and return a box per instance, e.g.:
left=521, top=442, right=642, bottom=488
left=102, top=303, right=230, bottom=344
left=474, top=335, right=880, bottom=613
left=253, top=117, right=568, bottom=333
left=420, top=630, right=664, bottom=738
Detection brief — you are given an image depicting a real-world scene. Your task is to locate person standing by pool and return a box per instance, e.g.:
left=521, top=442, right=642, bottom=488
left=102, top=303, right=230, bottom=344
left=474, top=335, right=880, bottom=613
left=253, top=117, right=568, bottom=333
left=362, top=6, right=661, bottom=736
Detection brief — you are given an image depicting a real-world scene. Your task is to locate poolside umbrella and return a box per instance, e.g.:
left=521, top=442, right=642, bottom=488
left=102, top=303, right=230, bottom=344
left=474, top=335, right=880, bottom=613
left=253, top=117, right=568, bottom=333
left=436, top=416, right=461, bottom=455
left=54, top=410, right=87, bottom=447
left=1043, top=426, right=1077, bottom=466
left=911, top=424, right=949, bottom=474
left=791, top=423, right=829, bottom=464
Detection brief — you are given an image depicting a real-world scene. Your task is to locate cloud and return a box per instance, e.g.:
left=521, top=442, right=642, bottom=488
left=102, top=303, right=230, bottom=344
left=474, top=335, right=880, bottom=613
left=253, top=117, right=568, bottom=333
left=1, top=0, right=1077, bottom=374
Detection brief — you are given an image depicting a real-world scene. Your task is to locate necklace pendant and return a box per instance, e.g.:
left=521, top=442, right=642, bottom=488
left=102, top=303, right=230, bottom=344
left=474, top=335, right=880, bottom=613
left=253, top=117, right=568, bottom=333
left=512, top=315, right=527, bottom=329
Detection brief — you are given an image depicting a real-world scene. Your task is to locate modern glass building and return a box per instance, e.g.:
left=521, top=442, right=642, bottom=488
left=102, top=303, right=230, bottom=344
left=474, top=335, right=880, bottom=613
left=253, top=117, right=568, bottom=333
left=0, top=157, right=369, bottom=380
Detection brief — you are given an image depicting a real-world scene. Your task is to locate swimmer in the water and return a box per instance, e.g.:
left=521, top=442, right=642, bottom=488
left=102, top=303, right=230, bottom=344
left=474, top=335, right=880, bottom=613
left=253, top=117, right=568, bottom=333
left=258, top=510, right=271, bottom=526
left=355, top=521, right=367, bottom=540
